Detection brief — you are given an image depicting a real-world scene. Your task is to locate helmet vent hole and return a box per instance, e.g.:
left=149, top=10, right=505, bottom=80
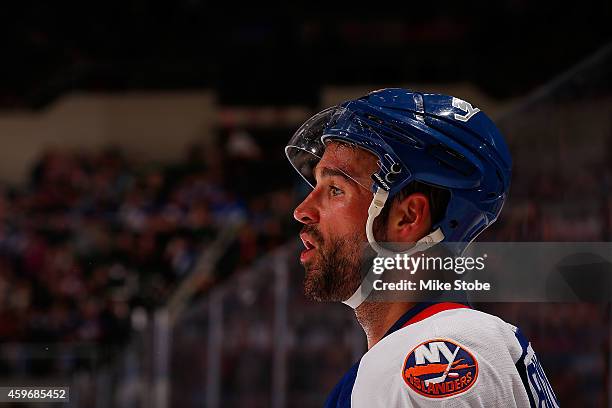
left=449, top=220, right=459, bottom=228
left=365, top=114, right=385, bottom=126
left=379, top=130, right=419, bottom=147
left=362, top=114, right=421, bottom=147
left=486, top=192, right=497, bottom=199
left=427, top=145, right=476, bottom=176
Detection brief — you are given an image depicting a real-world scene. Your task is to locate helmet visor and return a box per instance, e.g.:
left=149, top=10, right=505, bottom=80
left=285, top=107, right=336, bottom=188
left=286, top=106, right=392, bottom=191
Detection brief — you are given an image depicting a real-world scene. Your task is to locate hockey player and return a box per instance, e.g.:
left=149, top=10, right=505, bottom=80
left=285, top=89, right=559, bottom=407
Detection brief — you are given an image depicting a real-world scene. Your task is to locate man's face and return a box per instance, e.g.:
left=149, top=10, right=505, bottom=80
left=293, top=142, right=378, bottom=301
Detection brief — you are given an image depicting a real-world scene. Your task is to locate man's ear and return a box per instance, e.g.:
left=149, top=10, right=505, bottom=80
left=386, top=193, right=432, bottom=242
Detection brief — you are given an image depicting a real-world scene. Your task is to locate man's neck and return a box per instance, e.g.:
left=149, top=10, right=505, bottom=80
left=354, top=301, right=414, bottom=349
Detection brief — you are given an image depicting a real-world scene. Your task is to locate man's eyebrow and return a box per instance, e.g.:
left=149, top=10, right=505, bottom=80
left=316, top=166, right=357, bottom=185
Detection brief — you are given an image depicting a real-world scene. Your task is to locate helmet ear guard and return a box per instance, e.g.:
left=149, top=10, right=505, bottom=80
left=286, top=88, right=512, bottom=309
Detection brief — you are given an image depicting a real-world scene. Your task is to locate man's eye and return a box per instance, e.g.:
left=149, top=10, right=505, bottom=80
left=329, top=185, right=344, bottom=196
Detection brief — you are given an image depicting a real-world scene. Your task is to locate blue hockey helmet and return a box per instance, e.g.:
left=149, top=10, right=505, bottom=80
left=286, top=88, right=512, bottom=257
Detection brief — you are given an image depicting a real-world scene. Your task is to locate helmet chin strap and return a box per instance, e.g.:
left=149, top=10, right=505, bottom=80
left=342, top=187, right=445, bottom=309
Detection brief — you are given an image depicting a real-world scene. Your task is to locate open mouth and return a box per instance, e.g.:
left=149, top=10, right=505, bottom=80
left=300, top=232, right=317, bottom=250
left=300, top=233, right=318, bottom=263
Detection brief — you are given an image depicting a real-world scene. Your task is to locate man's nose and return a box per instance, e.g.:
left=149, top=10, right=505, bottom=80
left=293, top=191, right=319, bottom=224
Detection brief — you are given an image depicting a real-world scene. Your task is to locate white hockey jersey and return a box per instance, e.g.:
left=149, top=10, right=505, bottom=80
left=324, top=302, right=559, bottom=407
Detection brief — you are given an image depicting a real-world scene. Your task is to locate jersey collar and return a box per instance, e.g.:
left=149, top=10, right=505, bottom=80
left=382, top=302, right=471, bottom=339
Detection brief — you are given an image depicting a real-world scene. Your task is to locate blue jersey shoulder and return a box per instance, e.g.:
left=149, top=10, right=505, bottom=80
left=324, top=361, right=360, bottom=408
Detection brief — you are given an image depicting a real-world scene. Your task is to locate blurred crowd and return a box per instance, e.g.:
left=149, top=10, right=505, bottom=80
left=0, top=142, right=295, bottom=351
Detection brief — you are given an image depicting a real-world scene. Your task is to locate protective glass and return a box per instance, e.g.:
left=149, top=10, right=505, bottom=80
left=285, top=106, right=398, bottom=192
left=285, top=107, right=336, bottom=188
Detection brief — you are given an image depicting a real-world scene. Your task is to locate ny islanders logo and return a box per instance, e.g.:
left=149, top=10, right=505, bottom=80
left=402, top=339, right=478, bottom=398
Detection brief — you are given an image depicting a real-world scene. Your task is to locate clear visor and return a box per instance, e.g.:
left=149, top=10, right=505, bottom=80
left=285, top=106, right=379, bottom=191
left=285, top=107, right=334, bottom=188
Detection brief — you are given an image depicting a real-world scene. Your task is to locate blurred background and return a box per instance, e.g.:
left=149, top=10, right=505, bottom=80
left=0, top=2, right=611, bottom=407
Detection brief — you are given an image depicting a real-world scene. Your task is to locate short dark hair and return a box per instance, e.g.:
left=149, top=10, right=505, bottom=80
left=375, top=181, right=450, bottom=236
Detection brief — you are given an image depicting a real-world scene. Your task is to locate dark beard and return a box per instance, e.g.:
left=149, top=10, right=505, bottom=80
left=302, top=227, right=364, bottom=302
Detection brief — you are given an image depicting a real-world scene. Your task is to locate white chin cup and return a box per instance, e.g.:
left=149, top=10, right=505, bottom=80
left=342, top=188, right=445, bottom=309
